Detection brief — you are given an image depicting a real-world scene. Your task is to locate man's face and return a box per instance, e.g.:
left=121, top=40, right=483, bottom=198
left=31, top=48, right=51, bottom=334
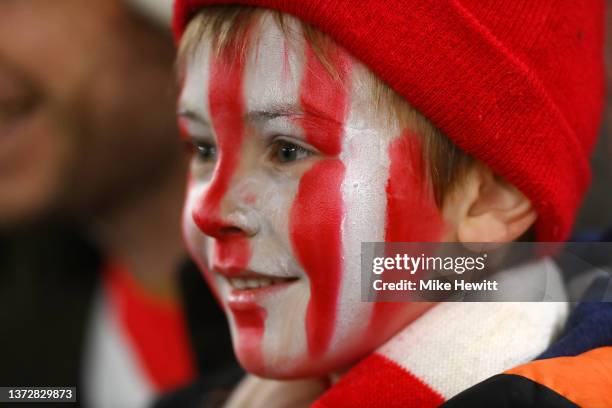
left=0, top=0, right=179, bottom=224
left=180, top=17, right=443, bottom=378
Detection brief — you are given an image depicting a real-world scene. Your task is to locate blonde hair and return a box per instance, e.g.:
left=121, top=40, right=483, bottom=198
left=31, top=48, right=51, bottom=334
left=177, top=5, right=476, bottom=208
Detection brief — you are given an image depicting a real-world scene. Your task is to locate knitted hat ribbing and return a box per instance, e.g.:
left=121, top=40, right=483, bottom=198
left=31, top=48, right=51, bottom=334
left=173, top=0, right=606, bottom=241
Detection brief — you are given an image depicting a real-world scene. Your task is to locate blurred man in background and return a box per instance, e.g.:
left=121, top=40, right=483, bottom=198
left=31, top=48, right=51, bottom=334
left=0, top=1, right=238, bottom=407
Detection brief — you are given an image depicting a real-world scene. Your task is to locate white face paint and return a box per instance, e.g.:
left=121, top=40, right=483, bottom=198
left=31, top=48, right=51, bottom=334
left=179, top=15, right=443, bottom=378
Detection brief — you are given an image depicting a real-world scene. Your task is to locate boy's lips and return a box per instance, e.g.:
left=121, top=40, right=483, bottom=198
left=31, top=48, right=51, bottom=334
left=213, top=267, right=301, bottom=307
left=212, top=265, right=299, bottom=281
left=226, top=277, right=300, bottom=310
left=225, top=275, right=299, bottom=290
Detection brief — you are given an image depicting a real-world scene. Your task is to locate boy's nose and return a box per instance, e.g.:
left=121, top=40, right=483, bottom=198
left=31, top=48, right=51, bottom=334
left=193, top=209, right=257, bottom=239
left=192, top=188, right=259, bottom=239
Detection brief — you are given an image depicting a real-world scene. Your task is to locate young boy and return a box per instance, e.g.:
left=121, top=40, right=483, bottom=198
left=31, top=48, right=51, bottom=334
left=171, top=1, right=609, bottom=406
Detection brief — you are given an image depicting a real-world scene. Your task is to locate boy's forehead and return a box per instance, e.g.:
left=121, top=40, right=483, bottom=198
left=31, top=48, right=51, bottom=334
left=180, top=15, right=305, bottom=118
left=179, top=13, right=383, bottom=128
left=243, top=16, right=305, bottom=113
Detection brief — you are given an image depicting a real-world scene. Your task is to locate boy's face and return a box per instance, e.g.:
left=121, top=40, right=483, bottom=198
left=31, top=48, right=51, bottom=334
left=180, top=17, right=444, bottom=378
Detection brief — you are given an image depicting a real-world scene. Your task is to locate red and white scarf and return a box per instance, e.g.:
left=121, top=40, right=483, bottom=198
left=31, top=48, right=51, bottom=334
left=84, top=263, right=196, bottom=408
left=315, top=260, right=569, bottom=407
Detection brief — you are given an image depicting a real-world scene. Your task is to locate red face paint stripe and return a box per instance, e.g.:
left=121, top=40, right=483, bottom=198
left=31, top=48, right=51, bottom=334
left=369, top=131, right=444, bottom=336
left=213, top=238, right=251, bottom=276
left=298, top=43, right=351, bottom=156
left=291, top=43, right=351, bottom=358
left=195, top=48, right=245, bottom=225
left=192, top=42, right=252, bottom=276
left=189, top=38, right=262, bottom=361
left=231, top=305, right=267, bottom=373
left=290, top=160, right=345, bottom=358
left=384, top=131, right=443, bottom=243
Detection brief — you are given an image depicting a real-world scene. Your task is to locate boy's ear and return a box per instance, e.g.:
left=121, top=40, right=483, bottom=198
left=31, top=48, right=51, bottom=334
left=444, top=165, right=537, bottom=243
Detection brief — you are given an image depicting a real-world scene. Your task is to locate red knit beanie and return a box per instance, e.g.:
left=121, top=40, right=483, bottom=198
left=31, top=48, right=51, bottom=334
left=173, top=0, right=606, bottom=242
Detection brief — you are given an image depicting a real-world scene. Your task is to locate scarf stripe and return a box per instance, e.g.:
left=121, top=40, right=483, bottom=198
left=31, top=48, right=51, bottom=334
left=315, top=260, right=568, bottom=408
left=314, top=354, right=443, bottom=408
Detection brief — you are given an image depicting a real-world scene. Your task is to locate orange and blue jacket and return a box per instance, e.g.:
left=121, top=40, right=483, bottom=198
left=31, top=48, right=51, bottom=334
left=444, top=273, right=612, bottom=408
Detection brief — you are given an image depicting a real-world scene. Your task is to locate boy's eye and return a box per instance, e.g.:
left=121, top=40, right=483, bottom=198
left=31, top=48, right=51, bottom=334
left=270, top=140, right=312, bottom=164
left=193, top=141, right=217, bottom=162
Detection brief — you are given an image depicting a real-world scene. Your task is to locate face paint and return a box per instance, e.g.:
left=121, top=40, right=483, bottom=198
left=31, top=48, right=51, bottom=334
left=192, top=44, right=252, bottom=277
left=185, top=35, right=266, bottom=364
left=385, top=131, right=444, bottom=242
left=367, top=130, right=444, bottom=340
left=290, top=160, right=345, bottom=358
left=297, top=44, right=349, bottom=156
left=230, top=304, right=267, bottom=372
left=289, top=43, right=350, bottom=358
left=180, top=15, right=444, bottom=379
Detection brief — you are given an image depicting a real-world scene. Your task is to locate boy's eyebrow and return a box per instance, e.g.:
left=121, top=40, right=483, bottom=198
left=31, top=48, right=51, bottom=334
left=178, top=104, right=338, bottom=125
left=178, top=105, right=302, bottom=124
left=248, top=104, right=342, bottom=126
left=177, top=109, right=211, bottom=127
left=247, top=105, right=302, bottom=122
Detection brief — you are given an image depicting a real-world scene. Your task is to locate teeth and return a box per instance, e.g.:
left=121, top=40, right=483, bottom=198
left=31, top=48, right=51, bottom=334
left=228, top=277, right=294, bottom=290
left=233, top=278, right=246, bottom=290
